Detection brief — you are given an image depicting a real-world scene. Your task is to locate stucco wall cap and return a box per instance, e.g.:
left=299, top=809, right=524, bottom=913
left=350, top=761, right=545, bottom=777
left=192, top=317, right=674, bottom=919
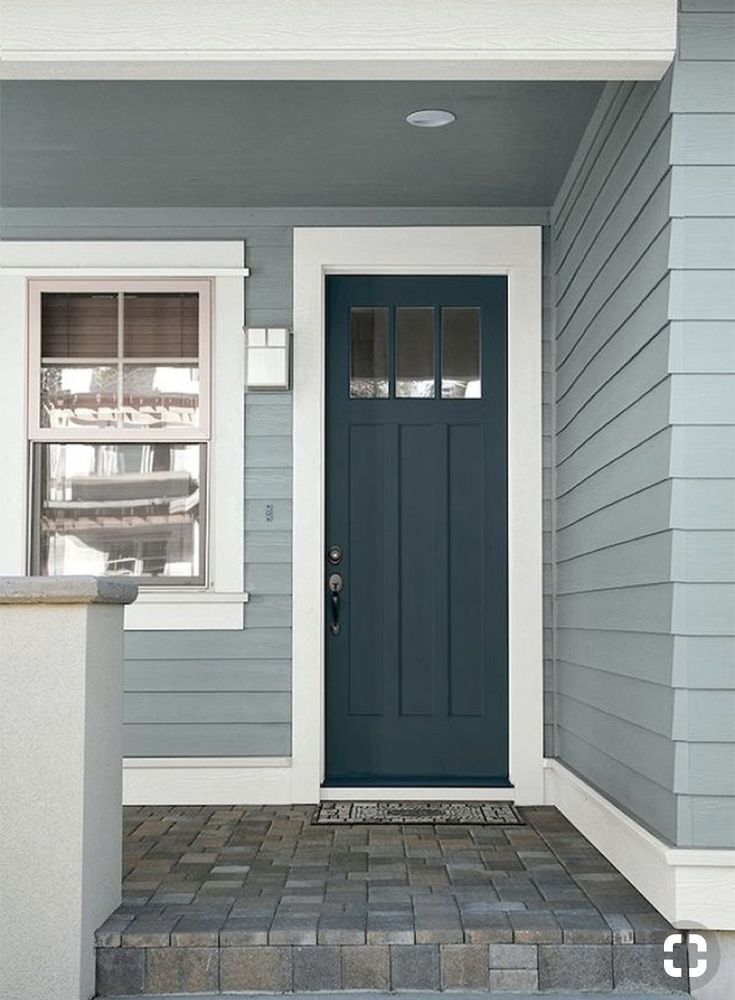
left=0, top=576, right=138, bottom=605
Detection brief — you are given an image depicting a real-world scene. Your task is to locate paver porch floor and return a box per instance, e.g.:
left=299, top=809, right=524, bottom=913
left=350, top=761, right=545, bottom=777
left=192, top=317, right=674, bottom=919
left=95, top=805, right=688, bottom=995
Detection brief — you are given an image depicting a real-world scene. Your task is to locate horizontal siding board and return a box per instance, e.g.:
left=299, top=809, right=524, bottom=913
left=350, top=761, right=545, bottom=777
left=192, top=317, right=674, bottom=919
left=123, top=723, right=291, bottom=757
left=669, top=270, right=735, bottom=320
left=125, top=627, right=291, bottom=660
left=556, top=332, right=670, bottom=442
left=556, top=278, right=670, bottom=399
left=555, top=725, right=677, bottom=843
left=124, top=691, right=290, bottom=724
left=672, top=529, right=735, bottom=581
left=244, top=595, right=292, bottom=628
left=670, top=61, right=735, bottom=111
left=553, top=83, right=656, bottom=264
left=244, top=467, right=292, bottom=499
left=670, top=479, right=735, bottom=528
left=555, top=379, right=671, bottom=473
left=669, top=321, right=735, bottom=373
left=245, top=399, right=293, bottom=436
left=673, top=635, right=735, bottom=688
left=671, top=582, right=735, bottom=635
left=556, top=226, right=671, bottom=366
left=245, top=499, right=293, bottom=530
left=244, top=532, right=292, bottom=564
left=670, top=165, right=735, bottom=215
left=245, top=563, right=292, bottom=595
left=674, top=742, right=735, bottom=795
left=557, top=628, right=675, bottom=686
left=670, top=373, right=735, bottom=422
left=677, top=795, right=735, bottom=848
left=124, top=659, right=291, bottom=692
left=555, top=126, right=672, bottom=322
left=557, top=483, right=672, bottom=560
left=669, top=219, right=735, bottom=268
left=679, top=11, right=735, bottom=60
left=557, top=661, right=675, bottom=736
left=245, top=436, right=292, bottom=468
left=670, top=113, right=735, bottom=165
left=557, top=694, right=675, bottom=788
left=556, top=430, right=670, bottom=513
left=556, top=583, right=673, bottom=633
left=670, top=425, right=735, bottom=475
left=674, top=690, right=735, bottom=741
left=556, top=532, right=673, bottom=592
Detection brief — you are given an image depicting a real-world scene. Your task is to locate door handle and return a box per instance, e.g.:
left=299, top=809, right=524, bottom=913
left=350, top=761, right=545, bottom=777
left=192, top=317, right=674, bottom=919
left=328, top=573, right=343, bottom=635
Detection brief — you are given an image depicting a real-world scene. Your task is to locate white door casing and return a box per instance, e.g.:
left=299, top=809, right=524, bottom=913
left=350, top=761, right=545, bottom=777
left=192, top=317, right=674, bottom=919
left=291, top=226, right=544, bottom=805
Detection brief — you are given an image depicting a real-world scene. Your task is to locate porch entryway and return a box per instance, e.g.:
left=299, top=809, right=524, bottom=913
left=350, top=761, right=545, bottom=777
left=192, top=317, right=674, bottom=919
left=95, top=805, right=689, bottom=995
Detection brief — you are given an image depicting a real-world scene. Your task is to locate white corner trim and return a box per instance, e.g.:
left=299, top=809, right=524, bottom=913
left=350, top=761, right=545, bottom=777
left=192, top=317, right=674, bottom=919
left=292, top=226, right=544, bottom=805
left=545, top=759, right=735, bottom=930
left=0, top=241, right=246, bottom=631
left=123, top=757, right=292, bottom=805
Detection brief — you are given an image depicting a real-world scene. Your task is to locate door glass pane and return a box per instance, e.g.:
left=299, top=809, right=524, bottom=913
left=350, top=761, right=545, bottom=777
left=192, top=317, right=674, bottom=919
left=41, top=293, right=118, bottom=358
left=124, top=292, right=199, bottom=358
left=35, top=442, right=204, bottom=581
left=350, top=307, right=388, bottom=398
left=41, top=364, right=118, bottom=428
left=442, top=307, right=481, bottom=398
left=122, top=364, right=200, bottom=429
left=396, top=307, right=435, bottom=398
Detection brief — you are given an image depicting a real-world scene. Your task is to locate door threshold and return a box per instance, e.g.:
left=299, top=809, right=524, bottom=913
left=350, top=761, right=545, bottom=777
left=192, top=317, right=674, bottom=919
left=320, top=785, right=516, bottom=801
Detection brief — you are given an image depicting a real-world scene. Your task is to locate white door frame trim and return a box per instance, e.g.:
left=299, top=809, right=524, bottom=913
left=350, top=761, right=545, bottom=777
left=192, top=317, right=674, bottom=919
left=291, top=226, right=544, bottom=804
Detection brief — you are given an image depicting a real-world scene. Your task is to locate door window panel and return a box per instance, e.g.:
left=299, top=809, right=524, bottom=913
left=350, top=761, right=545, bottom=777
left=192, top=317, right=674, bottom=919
left=396, top=307, right=435, bottom=398
left=442, top=307, right=481, bottom=398
left=350, top=307, right=389, bottom=398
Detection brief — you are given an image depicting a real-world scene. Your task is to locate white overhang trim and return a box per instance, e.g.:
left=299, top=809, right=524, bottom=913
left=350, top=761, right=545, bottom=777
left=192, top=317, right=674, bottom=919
left=0, top=267, right=250, bottom=277
left=544, top=759, right=735, bottom=930
left=0, top=0, right=677, bottom=81
left=0, top=240, right=247, bottom=631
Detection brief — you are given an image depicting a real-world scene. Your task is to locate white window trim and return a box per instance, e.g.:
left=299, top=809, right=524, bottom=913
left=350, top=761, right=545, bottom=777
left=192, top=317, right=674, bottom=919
left=0, top=241, right=247, bottom=630
left=291, top=226, right=545, bottom=805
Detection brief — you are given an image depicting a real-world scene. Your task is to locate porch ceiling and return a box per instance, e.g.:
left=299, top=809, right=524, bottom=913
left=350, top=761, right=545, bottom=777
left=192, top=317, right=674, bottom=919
left=0, top=80, right=602, bottom=208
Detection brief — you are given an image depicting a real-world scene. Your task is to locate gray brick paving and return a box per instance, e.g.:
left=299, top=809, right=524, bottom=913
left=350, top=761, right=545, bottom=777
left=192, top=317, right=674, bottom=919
left=94, top=804, right=684, bottom=995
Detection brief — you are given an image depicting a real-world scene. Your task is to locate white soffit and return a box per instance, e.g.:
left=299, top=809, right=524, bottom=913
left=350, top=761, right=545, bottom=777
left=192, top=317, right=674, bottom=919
left=1, top=0, right=677, bottom=81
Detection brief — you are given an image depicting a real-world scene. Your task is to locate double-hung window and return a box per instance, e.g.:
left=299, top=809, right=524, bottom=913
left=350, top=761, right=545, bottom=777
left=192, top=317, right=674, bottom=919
left=28, top=280, right=211, bottom=585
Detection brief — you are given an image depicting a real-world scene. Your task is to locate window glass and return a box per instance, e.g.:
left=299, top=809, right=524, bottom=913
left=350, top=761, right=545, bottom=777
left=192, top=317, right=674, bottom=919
left=124, top=293, right=198, bottom=358
left=350, top=307, right=389, bottom=398
left=442, top=307, right=481, bottom=398
left=41, top=293, right=118, bottom=358
left=396, top=308, right=435, bottom=398
left=41, top=364, right=118, bottom=429
left=35, top=442, right=204, bottom=582
left=121, top=365, right=200, bottom=429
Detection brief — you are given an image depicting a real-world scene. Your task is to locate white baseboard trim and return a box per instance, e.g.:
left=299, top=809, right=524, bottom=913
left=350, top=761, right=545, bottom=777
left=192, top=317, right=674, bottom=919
left=123, top=757, right=293, bottom=805
left=544, top=759, right=735, bottom=930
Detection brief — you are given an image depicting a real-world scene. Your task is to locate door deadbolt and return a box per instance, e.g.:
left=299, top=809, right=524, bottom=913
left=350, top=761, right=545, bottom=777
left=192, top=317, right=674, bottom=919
left=327, top=545, right=343, bottom=565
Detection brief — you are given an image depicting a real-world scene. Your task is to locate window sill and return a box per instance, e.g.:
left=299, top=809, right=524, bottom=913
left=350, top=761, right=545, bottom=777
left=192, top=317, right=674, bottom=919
left=124, top=590, right=249, bottom=631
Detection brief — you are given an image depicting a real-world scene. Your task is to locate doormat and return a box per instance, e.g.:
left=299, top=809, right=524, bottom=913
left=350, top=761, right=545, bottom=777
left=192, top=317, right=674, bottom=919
left=313, top=801, right=524, bottom=825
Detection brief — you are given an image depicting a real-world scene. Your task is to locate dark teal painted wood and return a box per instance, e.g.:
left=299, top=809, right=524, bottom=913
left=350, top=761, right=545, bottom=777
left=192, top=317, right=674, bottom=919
left=325, top=275, right=508, bottom=784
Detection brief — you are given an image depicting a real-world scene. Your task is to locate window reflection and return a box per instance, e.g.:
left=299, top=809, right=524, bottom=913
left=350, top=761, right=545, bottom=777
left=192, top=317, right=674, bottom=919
left=350, top=307, right=389, bottom=398
left=41, top=365, right=118, bottom=428
left=122, top=365, right=199, bottom=428
left=396, top=308, right=435, bottom=398
left=442, top=307, right=482, bottom=398
left=36, top=442, right=203, bottom=581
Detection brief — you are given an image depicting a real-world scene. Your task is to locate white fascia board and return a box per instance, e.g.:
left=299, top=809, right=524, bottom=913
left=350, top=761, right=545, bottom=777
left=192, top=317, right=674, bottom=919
left=1, top=0, right=676, bottom=81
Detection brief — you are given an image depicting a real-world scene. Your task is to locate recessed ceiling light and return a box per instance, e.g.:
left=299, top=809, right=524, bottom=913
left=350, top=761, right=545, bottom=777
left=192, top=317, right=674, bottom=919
left=405, top=109, right=456, bottom=128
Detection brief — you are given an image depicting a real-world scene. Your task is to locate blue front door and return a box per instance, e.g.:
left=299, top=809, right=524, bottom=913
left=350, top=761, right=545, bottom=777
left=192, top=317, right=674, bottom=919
left=325, top=275, right=508, bottom=785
